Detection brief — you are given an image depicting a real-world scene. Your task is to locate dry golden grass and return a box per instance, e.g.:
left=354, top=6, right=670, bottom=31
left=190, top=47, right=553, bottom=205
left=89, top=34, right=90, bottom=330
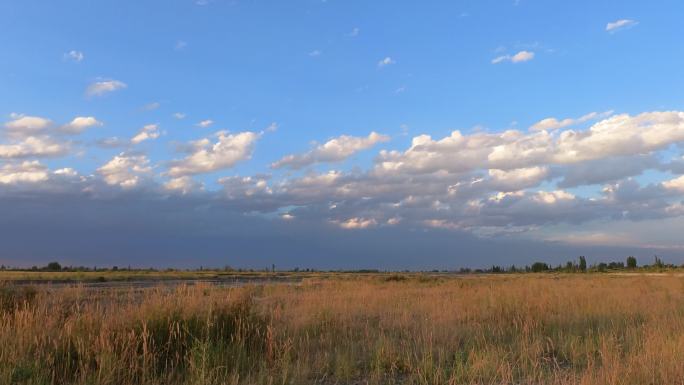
left=2, top=274, right=684, bottom=384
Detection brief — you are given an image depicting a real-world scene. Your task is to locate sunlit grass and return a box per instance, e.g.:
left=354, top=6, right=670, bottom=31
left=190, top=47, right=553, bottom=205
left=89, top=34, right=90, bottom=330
left=2, top=274, right=684, bottom=384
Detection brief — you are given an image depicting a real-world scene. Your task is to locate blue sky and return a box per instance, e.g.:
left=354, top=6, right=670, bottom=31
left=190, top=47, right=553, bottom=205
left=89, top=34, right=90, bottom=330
left=2, top=0, right=684, bottom=268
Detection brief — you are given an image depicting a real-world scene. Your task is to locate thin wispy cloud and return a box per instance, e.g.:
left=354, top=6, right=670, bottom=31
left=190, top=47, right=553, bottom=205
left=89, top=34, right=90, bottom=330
left=308, top=50, right=322, bottom=57
left=63, top=50, right=84, bottom=62
left=492, top=50, right=535, bottom=64
left=86, top=80, right=127, bottom=97
left=142, top=102, right=161, bottom=111
left=606, top=19, right=638, bottom=33
left=195, top=119, right=214, bottom=128
left=175, top=40, right=188, bottom=50
left=348, top=27, right=360, bottom=37
left=173, top=113, right=187, bottom=120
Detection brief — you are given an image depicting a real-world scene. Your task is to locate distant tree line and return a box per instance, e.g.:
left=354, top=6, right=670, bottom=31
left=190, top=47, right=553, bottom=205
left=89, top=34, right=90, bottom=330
left=0, top=255, right=679, bottom=274
left=472, top=255, right=678, bottom=274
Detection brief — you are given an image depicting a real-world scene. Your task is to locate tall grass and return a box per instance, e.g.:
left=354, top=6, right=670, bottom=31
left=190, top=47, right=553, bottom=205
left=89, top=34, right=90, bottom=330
left=2, top=274, right=684, bottom=384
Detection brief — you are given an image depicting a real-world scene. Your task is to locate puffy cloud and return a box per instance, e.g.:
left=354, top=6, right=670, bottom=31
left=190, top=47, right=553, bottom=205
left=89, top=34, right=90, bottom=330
left=0, top=136, right=70, bottom=159
left=377, top=111, right=684, bottom=175
left=86, top=80, right=127, bottom=97
left=272, top=132, right=390, bottom=169
left=164, top=176, right=201, bottom=194
left=662, top=175, right=684, bottom=192
left=488, top=166, right=549, bottom=191
left=606, top=19, right=638, bottom=33
left=492, top=50, right=534, bottom=64
left=168, top=131, right=260, bottom=176
left=0, top=161, right=49, bottom=184
left=4, top=115, right=52, bottom=138
left=60, top=116, right=103, bottom=134
left=377, top=57, right=395, bottom=68
left=4, top=108, right=684, bottom=245
left=97, top=153, right=152, bottom=188
left=131, top=124, right=161, bottom=144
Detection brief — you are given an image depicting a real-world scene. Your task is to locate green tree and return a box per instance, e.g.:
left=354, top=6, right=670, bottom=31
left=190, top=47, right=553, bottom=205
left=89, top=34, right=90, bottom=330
left=45, top=262, right=62, bottom=271
left=531, top=262, right=549, bottom=273
left=626, top=256, right=637, bottom=269
left=578, top=256, right=587, bottom=272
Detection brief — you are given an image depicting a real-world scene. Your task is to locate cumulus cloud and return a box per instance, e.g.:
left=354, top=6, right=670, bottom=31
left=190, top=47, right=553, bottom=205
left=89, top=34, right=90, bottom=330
left=86, top=80, right=127, bottom=97
left=164, top=176, right=202, bottom=194
left=492, top=50, right=534, bottom=64
left=97, top=153, right=152, bottom=188
left=376, top=111, right=684, bottom=175
left=0, top=136, right=70, bottom=159
left=606, top=19, right=638, bottom=33
left=4, top=115, right=52, bottom=138
left=0, top=161, right=49, bottom=184
left=168, top=131, right=260, bottom=176
left=131, top=124, right=161, bottom=144
left=6, top=108, right=684, bottom=247
left=60, top=117, right=103, bottom=134
left=272, top=132, right=390, bottom=169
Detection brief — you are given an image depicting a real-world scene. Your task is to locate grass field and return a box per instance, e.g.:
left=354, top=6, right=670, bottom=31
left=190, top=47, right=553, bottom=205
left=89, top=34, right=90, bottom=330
left=2, top=273, right=684, bottom=384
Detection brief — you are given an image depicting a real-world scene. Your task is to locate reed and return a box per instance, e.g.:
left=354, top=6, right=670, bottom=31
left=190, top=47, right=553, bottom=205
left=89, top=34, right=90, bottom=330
left=2, top=274, right=684, bottom=384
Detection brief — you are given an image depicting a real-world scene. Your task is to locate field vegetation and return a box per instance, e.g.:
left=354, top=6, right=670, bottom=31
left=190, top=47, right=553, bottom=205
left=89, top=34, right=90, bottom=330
left=3, top=273, right=684, bottom=384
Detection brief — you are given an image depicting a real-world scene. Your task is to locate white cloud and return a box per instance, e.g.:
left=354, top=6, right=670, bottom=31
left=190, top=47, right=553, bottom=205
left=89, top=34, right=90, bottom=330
left=131, top=124, right=161, bottom=144
left=196, top=119, right=213, bottom=128
left=377, top=57, right=395, bottom=68
left=173, top=112, right=187, bottom=120
left=606, top=19, right=638, bottom=33
left=60, top=116, right=103, bottom=134
left=348, top=27, right=360, bottom=37
left=97, top=153, right=152, bottom=188
left=335, top=217, right=377, bottom=229
left=4, top=115, right=52, bottom=138
left=168, top=131, right=260, bottom=176
left=64, top=50, right=84, bottom=62
left=308, top=50, right=322, bottom=57
left=0, top=161, right=49, bottom=184
left=272, top=132, right=390, bottom=169
left=662, top=175, right=684, bottom=192
left=164, top=176, right=201, bottom=194
left=86, top=80, right=127, bottom=97
left=0, top=136, right=70, bottom=159
left=492, top=50, right=534, bottom=64
left=377, top=111, right=684, bottom=175
left=530, top=110, right=613, bottom=131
